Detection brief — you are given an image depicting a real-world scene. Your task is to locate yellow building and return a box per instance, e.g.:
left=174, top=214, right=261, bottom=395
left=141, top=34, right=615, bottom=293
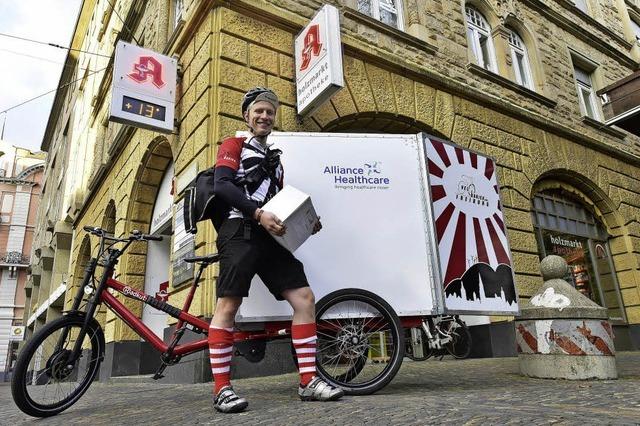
left=28, top=0, right=640, bottom=381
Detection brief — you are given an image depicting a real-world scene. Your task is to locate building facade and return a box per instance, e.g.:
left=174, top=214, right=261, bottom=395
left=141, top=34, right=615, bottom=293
left=0, top=141, right=44, bottom=381
left=29, top=0, right=640, bottom=382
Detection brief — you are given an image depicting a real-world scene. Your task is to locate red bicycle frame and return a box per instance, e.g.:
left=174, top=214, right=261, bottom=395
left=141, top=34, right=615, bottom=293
left=101, top=277, right=293, bottom=357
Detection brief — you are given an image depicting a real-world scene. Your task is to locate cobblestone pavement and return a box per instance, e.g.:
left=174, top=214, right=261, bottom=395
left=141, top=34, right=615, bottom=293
left=2, top=352, right=639, bottom=425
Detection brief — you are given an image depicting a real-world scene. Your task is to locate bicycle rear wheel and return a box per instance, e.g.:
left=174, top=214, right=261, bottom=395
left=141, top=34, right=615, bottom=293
left=11, top=314, right=105, bottom=417
left=445, top=319, right=472, bottom=359
left=315, top=289, right=404, bottom=395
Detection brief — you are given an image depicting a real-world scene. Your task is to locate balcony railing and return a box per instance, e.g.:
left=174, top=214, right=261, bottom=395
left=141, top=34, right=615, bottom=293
left=598, top=70, right=640, bottom=137
left=0, top=251, right=30, bottom=265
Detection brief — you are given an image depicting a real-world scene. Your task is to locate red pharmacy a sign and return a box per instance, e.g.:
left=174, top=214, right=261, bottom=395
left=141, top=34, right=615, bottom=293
left=128, top=56, right=166, bottom=88
left=299, top=25, right=322, bottom=72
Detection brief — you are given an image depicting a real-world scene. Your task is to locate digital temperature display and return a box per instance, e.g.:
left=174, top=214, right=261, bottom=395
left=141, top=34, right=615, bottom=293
left=121, top=96, right=166, bottom=121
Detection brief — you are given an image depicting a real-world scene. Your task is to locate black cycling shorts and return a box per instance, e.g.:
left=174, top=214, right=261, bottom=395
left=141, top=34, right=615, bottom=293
left=215, top=218, right=309, bottom=300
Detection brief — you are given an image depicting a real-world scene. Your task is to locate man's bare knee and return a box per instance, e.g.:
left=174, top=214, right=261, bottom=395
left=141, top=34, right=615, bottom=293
left=284, top=287, right=315, bottom=312
left=212, top=297, right=242, bottom=326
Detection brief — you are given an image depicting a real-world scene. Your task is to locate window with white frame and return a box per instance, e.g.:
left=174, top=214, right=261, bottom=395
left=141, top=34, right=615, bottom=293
left=1, top=193, right=14, bottom=214
left=573, top=0, right=590, bottom=15
left=507, top=29, right=533, bottom=90
left=631, top=17, right=640, bottom=42
left=357, top=0, right=404, bottom=30
left=172, top=0, right=183, bottom=30
left=574, top=65, right=600, bottom=120
left=465, top=6, right=497, bottom=72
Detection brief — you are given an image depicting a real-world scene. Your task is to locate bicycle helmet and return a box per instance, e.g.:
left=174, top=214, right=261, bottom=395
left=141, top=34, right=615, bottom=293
left=241, top=87, right=279, bottom=115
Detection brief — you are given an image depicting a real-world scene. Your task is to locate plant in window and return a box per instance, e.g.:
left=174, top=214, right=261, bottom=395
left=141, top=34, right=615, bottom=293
left=465, top=6, right=497, bottom=72
left=358, top=0, right=404, bottom=30
left=507, top=29, right=533, bottom=89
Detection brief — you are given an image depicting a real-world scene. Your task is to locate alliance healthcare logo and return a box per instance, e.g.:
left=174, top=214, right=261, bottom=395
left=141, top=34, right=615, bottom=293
left=324, top=162, right=391, bottom=190
left=455, top=175, right=489, bottom=207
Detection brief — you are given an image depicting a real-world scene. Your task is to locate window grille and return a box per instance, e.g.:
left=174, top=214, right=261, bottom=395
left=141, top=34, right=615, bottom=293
left=531, top=191, right=606, bottom=239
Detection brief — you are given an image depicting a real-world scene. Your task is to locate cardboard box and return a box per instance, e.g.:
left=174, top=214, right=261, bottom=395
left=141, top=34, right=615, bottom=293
left=261, top=185, right=319, bottom=252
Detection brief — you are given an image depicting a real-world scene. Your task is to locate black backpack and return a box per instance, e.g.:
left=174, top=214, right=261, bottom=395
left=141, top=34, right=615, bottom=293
left=183, top=144, right=282, bottom=234
left=183, top=167, right=230, bottom=233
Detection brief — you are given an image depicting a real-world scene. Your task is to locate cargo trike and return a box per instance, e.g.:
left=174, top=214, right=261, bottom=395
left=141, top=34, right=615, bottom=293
left=11, top=133, right=519, bottom=418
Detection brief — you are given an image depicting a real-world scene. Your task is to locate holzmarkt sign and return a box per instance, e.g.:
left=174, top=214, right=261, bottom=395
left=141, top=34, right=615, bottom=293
left=109, top=41, right=177, bottom=133
left=294, top=4, right=344, bottom=115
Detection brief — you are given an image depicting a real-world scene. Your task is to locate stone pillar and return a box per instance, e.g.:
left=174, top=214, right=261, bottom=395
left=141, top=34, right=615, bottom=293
left=515, top=255, right=617, bottom=380
left=405, top=0, right=429, bottom=41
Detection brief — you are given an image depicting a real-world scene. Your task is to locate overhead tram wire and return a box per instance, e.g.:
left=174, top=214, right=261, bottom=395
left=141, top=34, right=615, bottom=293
left=1, top=1, right=144, bottom=131
left=0, top=32, right=112, bottom=59
left=0, top=49, right=95, bottom=74
left=0, top=48, right=64, bottom=65
left=0, top=67, right=108, bottom=115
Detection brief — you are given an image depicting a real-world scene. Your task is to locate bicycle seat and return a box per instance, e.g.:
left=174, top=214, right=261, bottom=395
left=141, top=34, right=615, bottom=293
left=184, top=254, right=220, bottom=264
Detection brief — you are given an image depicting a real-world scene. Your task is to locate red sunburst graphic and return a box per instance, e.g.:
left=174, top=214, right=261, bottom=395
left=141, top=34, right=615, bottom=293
left=427, top=138, right=511, bottom=288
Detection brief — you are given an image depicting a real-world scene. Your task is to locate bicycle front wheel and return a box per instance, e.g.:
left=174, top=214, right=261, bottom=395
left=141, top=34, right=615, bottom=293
left=315, top=289, right=404, bottom=395
left=11, top=314, right=105, bottom=417
left=445, top=319, right=472, bottom=359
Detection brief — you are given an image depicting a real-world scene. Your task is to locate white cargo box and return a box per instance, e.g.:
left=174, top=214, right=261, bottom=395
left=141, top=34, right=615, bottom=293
left=235, top=132, right=519, bottom=322
left=261, top=185, right=319, bottom=252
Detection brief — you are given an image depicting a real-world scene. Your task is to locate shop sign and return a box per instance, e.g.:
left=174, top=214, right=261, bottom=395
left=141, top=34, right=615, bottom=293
left=172, top=199, right=195, bottom=286
left=542, top=230, right=595, bottom=300
left=9, top=325, right=25, bottom=341
left=150, top=164, right=174, bottom=234
left=109, top=41, right=177, bottom=133
left=155, top=281, right=169, bottom=302
left=546, top=233, right=584, bottom=256
left=294, top=4, right=344, bottom=115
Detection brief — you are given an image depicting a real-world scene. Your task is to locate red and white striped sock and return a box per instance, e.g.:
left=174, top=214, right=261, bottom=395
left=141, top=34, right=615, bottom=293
left=292, top=322, right=317, bottom=387
left=208, top=325, right=234, bottom=395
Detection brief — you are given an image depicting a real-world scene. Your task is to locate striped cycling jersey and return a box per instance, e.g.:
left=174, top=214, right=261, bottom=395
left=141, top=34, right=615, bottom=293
left=216, top=136, right=283, bottom=220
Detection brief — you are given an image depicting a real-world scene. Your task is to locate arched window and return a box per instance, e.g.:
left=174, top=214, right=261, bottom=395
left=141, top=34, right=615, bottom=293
left=507, top=28, right=533, bottom=90
left=531, top=190, right=626, bottom=322
left=465, top=6, right=497, bottom=72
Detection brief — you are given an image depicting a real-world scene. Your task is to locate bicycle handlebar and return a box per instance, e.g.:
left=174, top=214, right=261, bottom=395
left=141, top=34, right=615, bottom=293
left=83, top=226, right=163, bottom=242
left=83, top=225, right=100, bottom=234
left=130, top=229, right=163, bottom=241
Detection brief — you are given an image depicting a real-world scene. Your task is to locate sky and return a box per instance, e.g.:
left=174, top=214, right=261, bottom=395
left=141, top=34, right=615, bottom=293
left=0, top=0, right=82, bottom=152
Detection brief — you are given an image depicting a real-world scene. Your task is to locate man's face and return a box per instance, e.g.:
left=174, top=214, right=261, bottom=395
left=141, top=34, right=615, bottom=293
left=244, top=100, right=276, bottom=136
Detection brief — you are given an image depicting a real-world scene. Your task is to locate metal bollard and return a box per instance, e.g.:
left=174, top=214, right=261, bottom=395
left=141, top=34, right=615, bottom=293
left=515, top=255, right=617, bottom=380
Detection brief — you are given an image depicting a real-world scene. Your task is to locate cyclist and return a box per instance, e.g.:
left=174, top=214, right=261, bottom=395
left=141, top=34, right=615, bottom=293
left=208, top=87, right=344, bottom=413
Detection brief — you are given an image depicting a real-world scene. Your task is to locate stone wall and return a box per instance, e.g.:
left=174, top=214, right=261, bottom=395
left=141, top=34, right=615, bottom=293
left=61, top=0, right=640, bottom=347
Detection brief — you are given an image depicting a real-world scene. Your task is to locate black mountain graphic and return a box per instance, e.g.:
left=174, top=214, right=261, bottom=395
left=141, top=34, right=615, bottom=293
left=444, top=263, right=517, bottom=305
